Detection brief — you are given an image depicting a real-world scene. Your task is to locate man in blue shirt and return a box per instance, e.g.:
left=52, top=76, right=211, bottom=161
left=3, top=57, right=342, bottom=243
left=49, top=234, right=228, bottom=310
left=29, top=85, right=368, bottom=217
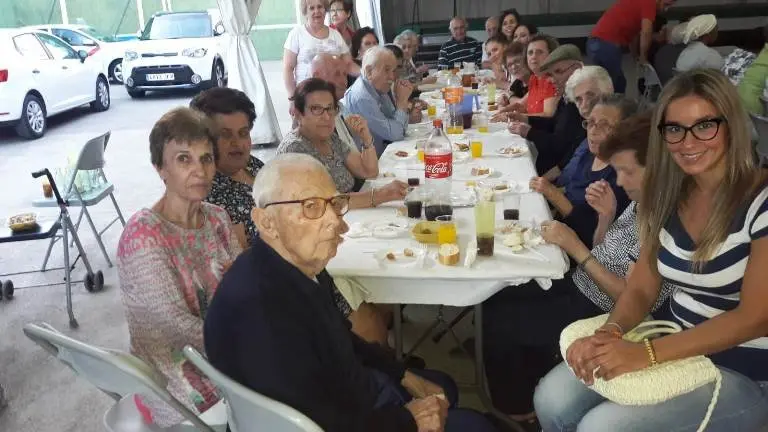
left=343, top=46, right=415, bottom=156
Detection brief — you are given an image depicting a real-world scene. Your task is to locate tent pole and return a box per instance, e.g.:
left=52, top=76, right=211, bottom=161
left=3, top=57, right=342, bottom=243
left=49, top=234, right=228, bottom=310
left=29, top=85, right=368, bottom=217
left=113, top=0, right=132, bottom=36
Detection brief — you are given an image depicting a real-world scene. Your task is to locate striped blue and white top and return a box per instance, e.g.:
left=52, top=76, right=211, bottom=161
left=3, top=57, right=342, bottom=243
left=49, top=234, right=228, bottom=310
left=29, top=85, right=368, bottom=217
left=658, top=184, right=768, bottom=381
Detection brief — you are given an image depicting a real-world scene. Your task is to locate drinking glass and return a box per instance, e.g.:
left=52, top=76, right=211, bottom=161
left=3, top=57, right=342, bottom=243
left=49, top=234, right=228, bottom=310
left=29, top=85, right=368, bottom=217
left=503, top=194, right=521, bottom=220
left=436, top=215, right=457, bottom=245
left=474, top=200, right=496, bottom=256
left=470, top=140, right=483, bottom=158
left=487, top=83, right=497, bottom=103
left=405, top=187, right=425, bottom=219
left=476, top=112, right=489, bottom=133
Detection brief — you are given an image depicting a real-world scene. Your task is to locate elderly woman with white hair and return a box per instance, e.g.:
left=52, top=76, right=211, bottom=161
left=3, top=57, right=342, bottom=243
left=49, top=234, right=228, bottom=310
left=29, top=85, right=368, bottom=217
left=676, top=14, right=724, bottom=72
left=394, top=30, right=437, bottom=85
left=564, top=65, right=615, bottom=119
left=343, top=46, right=421, bottom=155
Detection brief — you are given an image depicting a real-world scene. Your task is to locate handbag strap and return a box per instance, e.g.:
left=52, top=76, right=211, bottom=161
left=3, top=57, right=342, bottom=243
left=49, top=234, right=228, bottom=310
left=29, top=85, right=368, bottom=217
left=623, top=320, right=683, bottom=343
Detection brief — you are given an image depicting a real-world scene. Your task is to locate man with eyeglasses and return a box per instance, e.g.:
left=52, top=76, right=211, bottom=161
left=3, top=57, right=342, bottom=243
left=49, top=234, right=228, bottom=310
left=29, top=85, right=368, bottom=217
left=204, top=154, right=498, bottom=432
left=438, top=17, right=483, bottom=70
left=506, top=44, right=586, bottom=178
left=343, top=46, right=416, bottom=156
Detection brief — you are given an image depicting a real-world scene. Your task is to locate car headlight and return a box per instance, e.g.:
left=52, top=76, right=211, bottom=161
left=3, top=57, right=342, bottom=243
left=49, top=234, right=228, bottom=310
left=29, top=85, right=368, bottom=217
left=182, top=48, right=208, bottom=58
left=124, top=50, right=138, bottom=61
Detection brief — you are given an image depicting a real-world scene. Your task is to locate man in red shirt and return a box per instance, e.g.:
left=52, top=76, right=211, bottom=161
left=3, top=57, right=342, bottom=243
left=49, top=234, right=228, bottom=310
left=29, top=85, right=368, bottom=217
left=588, top=0, right=676, bottom=93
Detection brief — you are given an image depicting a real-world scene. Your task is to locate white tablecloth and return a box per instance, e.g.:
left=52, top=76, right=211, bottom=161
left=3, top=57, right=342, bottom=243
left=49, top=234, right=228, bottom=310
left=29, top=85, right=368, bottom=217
left=327, top=125, right=569, bottom=308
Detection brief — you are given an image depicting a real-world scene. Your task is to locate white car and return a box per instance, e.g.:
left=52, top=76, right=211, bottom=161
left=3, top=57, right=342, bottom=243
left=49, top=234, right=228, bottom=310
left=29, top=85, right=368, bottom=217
left=28, top=24, right=136, bottom=84
left=122, top=11, right=228, bottom=98
left=0, top=28, right=110, bottom=139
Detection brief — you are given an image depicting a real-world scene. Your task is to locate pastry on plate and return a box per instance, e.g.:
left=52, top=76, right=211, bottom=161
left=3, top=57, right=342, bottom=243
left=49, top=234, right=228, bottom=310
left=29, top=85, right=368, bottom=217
left=395, top=150, right=410, bottom=158
left=471, top=167, right=490, bottom=176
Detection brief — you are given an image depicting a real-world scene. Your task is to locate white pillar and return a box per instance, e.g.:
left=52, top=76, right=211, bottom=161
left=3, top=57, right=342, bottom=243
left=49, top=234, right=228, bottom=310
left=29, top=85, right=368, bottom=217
left=137, top=0, right=146, bottom=30
left=59, top=0, right=70, bottom=24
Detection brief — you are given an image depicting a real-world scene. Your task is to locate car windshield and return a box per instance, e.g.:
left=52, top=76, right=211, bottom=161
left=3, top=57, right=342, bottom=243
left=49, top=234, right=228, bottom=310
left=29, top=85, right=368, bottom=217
left=141, top=14, right=212, bottom=40
left=79, top=26, right=117, bottom=42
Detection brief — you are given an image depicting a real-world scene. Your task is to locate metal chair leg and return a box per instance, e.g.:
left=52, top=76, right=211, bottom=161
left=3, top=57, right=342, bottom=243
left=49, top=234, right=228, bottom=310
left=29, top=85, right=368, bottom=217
left=80, top=205, right=112, bottom=267
left=109, top=193, right=126, bottom=226
left=70, top=205, right=85, bottom=248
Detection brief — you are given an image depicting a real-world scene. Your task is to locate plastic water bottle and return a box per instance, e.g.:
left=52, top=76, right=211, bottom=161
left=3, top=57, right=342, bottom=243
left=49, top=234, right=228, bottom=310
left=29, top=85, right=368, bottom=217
left=444, top=72, right=464, bottom=134
left=424, top=119, right=453, bottom=221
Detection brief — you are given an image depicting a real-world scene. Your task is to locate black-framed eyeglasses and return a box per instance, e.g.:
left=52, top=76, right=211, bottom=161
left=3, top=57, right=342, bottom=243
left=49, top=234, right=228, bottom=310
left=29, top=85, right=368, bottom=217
left=308, top=104, right=339, bottom=117
left=657, top=117, right=726, bottom=144
left=582, top=119, right=616, bottom=131
left=263, top=195, right=350, bottom=219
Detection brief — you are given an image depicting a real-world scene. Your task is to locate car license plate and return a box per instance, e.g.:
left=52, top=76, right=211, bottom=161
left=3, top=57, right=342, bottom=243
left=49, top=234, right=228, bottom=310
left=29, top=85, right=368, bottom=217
left=146, top=73, right=174, bottom=82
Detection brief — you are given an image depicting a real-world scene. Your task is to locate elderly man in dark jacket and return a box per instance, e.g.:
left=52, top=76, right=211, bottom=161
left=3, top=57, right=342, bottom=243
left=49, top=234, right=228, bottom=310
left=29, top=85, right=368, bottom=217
left=204, top=153, right=497, bottom=432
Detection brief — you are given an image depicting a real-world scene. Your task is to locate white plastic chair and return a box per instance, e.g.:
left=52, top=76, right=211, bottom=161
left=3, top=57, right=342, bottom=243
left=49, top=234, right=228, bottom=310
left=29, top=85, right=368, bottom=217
left=183, top=346, right=324, bottom=432
left=639, top=63, right=662, bottom=110
left=22, top=323, right=224, bottom=432
left=750, top=112, right=768, bottom=165
left=32, top=131, right=126, bottom=267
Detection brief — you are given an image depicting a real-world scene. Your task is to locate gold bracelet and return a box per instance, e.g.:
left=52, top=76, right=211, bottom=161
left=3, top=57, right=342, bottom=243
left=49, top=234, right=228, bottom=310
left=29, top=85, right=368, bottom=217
left=643, top=338, right=658, bottom=367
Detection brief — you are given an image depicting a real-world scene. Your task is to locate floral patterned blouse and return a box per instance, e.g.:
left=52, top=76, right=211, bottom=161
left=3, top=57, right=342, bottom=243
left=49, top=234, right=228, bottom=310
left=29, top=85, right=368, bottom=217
left=276, top=129, right=354, bottom=193
left=116, top=203, right=242, bottom=426
left=205, top=156, right=264, bottom=244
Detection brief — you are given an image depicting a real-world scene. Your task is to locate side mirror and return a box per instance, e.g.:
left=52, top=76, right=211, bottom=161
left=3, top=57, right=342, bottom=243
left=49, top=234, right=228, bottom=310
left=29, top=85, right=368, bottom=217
left=214, top=23, right=225, bottom=36
left=78, top=49, right=88, bottom=62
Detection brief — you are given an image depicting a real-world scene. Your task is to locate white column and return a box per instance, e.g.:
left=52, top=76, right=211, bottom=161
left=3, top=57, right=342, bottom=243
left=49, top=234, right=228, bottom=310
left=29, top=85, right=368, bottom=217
left=59, top=0, right=70, bottom=24
left=136, top=0, right=146, bottom=30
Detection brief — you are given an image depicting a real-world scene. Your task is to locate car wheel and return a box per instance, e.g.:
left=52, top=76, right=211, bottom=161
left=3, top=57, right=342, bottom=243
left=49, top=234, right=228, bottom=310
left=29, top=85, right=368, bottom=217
left=15, top=94, right=46, bottom=139
left=90, top=76, right=110, bottom=112
left=210, top=60, right=225, bottom=88
left=127, top=88, right=146, bottom=98
left=109, top=59, right=124, bottom=84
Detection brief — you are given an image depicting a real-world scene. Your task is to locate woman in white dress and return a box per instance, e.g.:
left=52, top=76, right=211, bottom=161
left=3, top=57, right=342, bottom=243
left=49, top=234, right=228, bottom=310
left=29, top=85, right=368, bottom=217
left=282, top=0, right=360, bottom=95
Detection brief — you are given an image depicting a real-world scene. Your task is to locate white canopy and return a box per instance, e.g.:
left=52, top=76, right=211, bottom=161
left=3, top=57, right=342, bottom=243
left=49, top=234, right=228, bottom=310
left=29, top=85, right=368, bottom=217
left=216, top=0, right=282, bottom=145
left=356, top=0, right=384, bottom=44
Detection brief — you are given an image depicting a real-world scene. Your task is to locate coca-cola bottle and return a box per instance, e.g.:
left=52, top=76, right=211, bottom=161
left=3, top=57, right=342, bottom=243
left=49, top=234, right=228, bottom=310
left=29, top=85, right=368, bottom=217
left=424, top=119, right=454, bottom=221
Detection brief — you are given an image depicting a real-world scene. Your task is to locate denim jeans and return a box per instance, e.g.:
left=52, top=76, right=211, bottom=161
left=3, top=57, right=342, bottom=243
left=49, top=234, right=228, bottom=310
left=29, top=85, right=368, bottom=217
left=534, top=362, right=768, bottom=432
left=587, top=38, right=626, bottom=94
left=370, top=368, right=497, bottom=432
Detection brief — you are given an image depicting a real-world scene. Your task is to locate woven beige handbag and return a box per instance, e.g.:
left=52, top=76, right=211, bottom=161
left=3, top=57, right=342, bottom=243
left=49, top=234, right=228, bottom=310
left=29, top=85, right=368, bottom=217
left=559, top=314, right=722, bottom=432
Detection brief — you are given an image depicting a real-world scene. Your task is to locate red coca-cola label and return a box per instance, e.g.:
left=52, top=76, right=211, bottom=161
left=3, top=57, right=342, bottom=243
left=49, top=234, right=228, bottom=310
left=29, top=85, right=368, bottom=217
left=424, top=153, right=452, bottom=179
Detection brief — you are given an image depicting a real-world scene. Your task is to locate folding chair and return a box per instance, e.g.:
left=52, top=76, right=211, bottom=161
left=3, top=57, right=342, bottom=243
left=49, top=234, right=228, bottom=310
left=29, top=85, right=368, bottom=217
left=638, top=63, right=662, bottom=110
left=750, top=112, right=768, bottom=166
left=23, top=323, right=225, bottom=432
left=33, top=131, right=126, bottom=268
left=183, top=346, right=324, bottom=432
left=0, top=169, right=104, bottom=328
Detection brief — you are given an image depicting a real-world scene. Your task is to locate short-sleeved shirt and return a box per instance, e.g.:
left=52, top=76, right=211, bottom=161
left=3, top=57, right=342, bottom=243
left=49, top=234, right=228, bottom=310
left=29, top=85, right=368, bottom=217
left=591, top=0, right=657, bottom=47
left=284, top=25, right=349, bottom=85
left=276, top=129, right=355, bottom=193
left=205, top=156, right=264, bottom=244
left=658, top=184, right=768, bottom=382
left=572, top=202, right=673, bottom=312
left=526, top=74, right=556, bottom=115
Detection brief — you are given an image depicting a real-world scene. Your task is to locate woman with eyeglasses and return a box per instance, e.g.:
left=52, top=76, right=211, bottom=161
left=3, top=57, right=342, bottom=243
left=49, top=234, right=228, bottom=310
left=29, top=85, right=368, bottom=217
left=529, top=94, right=633, bottom=248
left=534, top=68, right=768, bottom=432
left=277, top=78, right=407, bottom=210
left=329, top=0, right=355, bottom=47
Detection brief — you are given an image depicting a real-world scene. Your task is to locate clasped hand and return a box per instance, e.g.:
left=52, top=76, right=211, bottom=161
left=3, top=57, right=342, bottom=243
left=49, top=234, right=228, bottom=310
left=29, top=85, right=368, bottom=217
left=566, top=333, right=650, bottom=385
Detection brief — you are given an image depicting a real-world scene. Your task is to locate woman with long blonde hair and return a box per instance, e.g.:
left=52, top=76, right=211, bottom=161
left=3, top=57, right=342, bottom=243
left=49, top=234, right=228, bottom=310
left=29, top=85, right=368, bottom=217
left=533, top=68, right=768, bottom=431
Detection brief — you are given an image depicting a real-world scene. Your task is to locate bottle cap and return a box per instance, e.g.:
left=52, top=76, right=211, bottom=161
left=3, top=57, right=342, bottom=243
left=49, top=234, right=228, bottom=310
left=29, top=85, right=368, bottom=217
left=433, top=119, right=443, bottom=128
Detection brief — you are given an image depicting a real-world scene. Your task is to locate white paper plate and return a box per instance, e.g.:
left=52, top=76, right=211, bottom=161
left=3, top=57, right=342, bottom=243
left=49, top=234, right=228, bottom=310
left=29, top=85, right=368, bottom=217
left=369, top=219, right=411, bottom=238
left=453, top=166, right=496, bottom=181
left=496, top=146, right=529, bottom=158
left=418, top=83, right=444, bottom=92
left=375, top=247, right=426, bottom=267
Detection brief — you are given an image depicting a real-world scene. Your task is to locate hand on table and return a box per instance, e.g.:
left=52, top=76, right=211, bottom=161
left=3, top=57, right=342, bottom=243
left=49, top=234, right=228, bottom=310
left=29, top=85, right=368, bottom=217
left=508, top=121, right=531, bottom=138
left=529, top=176, right=556, bottom=198
left=421, top=76, right=438, bottom=85
left=405, top=395, right=448, bottom=432
left=416, top=64, right=430, bottom=75
left=376, top=180, right=409, bottom=205
left=402, top=370, right=446, bottom=400
left=585, top=180, right=617, bottom=219
left=490, top=111, right=509, bottom=123
left=344, top=114, right=373, bottom=145
left=540, top=220, right=580, bottom=252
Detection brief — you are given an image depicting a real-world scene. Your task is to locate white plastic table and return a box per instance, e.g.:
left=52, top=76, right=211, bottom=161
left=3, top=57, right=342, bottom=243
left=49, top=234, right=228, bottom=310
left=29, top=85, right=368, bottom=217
left=327, top=124, right=569, bottom=431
